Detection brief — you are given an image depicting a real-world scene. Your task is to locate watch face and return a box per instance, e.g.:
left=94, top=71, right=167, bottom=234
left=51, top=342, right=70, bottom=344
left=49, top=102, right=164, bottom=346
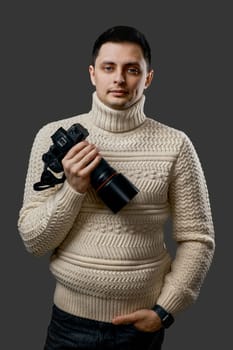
left=162, top=314, right=169, bottom=322
left=162, top=314, right=174, bottom=328
left=153, top=305, right=174, bottom=328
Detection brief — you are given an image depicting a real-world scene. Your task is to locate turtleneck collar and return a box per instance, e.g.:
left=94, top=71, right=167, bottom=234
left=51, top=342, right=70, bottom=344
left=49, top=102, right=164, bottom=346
left=88, top=92, right=146, bottom=133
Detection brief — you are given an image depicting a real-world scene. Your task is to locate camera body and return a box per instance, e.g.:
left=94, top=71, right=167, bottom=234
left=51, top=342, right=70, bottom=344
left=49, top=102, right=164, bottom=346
left=42, top=123, right=89, bottom=173
left=37, top=123, right=139, bottom=213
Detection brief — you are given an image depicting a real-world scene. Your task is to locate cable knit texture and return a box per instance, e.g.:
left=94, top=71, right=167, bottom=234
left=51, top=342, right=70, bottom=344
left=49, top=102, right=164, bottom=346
left=18, top=92, right=215, bottom=322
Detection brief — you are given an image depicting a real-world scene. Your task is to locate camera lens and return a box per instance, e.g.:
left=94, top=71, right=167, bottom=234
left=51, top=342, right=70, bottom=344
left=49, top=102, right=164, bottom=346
left=90, top=159, right=115, bottom=189
left=91, top=159, right=139, bottom=213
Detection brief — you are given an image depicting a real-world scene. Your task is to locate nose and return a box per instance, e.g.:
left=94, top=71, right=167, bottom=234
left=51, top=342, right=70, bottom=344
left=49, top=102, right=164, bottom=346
left=114, top=69, right=125, bottom=84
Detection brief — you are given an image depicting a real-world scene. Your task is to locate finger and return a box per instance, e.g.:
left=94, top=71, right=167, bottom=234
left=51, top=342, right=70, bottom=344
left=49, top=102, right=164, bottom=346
left=112, top=312, right=138, bottom=325
left=68, top=147, right=100, bottom=174
left=63, top=141, right=90, bottom=160
left=77, top=155, right=102, bottom=177
left=74, top=145, right=99, bottom=167
left=62, top=144, right=98, bottom=169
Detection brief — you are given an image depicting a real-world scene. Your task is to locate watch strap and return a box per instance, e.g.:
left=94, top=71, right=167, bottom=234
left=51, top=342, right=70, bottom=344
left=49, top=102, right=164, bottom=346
left=152, top=304, right=174, bottom=328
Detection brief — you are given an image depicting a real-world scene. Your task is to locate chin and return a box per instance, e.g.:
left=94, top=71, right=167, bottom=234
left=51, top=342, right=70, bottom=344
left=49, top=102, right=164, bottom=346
left=107, top=98, right=132, bottom=110
left=108, top=102, right=129, bottom=110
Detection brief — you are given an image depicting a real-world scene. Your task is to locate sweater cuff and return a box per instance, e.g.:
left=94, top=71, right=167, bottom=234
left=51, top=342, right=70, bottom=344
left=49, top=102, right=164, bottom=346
left=53, top=180, right=86, bottom=210
left=156, top=286, right=192, bottom=315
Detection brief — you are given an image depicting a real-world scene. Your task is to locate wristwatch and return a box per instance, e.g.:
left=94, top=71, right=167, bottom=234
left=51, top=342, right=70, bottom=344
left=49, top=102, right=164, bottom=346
left=152, top=304, right=174, bottom=328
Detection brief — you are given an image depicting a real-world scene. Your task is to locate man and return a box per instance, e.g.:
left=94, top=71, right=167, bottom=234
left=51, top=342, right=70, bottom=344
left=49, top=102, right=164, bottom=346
left=18, top=26, right=215, bottom=350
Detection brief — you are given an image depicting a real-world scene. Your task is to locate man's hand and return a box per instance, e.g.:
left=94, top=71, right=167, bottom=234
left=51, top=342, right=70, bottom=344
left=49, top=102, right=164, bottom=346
left=62, top=140, right=101, bottom=193
left=112, top=309, right=162, bottom=332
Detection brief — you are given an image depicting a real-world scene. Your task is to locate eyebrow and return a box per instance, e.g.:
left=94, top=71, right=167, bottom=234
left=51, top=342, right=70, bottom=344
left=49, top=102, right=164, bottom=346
left=100, top=61, right=141, bottom=66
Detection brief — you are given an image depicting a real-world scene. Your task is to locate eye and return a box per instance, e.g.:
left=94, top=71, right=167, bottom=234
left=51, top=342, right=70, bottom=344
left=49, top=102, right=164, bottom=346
left=127, top=67, right=140, bottom=75
left=103, top=65, right=114, bottom=72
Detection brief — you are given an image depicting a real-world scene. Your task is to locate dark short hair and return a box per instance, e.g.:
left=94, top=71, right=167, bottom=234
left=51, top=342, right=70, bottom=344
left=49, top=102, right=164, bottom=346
left=92, top=25, right=151, bottom=70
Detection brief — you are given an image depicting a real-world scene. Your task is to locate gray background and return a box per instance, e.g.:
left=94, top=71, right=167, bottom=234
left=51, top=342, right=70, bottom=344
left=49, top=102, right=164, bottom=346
left=2, top=0, right=231, bottom=349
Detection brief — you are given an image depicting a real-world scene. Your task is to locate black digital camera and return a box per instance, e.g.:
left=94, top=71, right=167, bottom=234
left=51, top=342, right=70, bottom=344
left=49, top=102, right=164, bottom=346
left=42, top=124, right=89, bottom=173
left=34, top=123, right=139, bottom=213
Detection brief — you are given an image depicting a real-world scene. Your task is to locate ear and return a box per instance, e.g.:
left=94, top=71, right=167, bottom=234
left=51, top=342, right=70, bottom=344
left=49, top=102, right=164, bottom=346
left=89, top=65, right=96, bottom=86
left=144, top=69, right=154, bottom=89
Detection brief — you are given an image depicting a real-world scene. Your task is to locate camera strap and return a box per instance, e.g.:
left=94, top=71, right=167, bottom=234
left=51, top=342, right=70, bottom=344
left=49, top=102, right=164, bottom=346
left=33, top=166, right=66, bottom=191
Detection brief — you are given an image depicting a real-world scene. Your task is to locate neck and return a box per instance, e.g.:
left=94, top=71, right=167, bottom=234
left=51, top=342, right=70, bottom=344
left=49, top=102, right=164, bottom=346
left=89, top=92, right=146, bottom=132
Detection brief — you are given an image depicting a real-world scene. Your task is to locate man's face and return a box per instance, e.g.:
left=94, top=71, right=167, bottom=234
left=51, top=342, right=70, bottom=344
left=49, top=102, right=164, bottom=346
left=89, top=42, right=153, bottom=110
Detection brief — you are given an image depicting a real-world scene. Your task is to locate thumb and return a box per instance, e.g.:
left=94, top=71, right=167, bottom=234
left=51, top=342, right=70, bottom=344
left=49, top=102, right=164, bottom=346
left=112, top=312, right=138, bottom=325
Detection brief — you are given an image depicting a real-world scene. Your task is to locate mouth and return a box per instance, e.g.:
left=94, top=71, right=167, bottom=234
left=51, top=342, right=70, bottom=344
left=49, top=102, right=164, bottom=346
left=108, top=90, right=128, bottom=96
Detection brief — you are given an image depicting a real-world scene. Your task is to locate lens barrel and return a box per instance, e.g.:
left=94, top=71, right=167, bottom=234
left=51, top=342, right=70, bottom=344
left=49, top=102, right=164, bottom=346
left=91, top=159, right=139, bottom=213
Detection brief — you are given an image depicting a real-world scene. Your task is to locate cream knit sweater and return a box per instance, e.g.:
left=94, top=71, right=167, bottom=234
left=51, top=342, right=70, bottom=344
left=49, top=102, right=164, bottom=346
left=18, top=92, right=215, bottom=322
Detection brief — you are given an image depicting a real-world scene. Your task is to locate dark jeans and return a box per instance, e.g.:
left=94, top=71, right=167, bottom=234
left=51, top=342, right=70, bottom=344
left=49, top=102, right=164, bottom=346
left=44, top=305, right=165, bottom=350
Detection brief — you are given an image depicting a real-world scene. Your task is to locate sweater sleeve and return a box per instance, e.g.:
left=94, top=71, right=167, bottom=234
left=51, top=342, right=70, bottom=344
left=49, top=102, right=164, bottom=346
left=156, top=133, right=215, bottom=315
left=17, top=123, right=86, bottom=256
